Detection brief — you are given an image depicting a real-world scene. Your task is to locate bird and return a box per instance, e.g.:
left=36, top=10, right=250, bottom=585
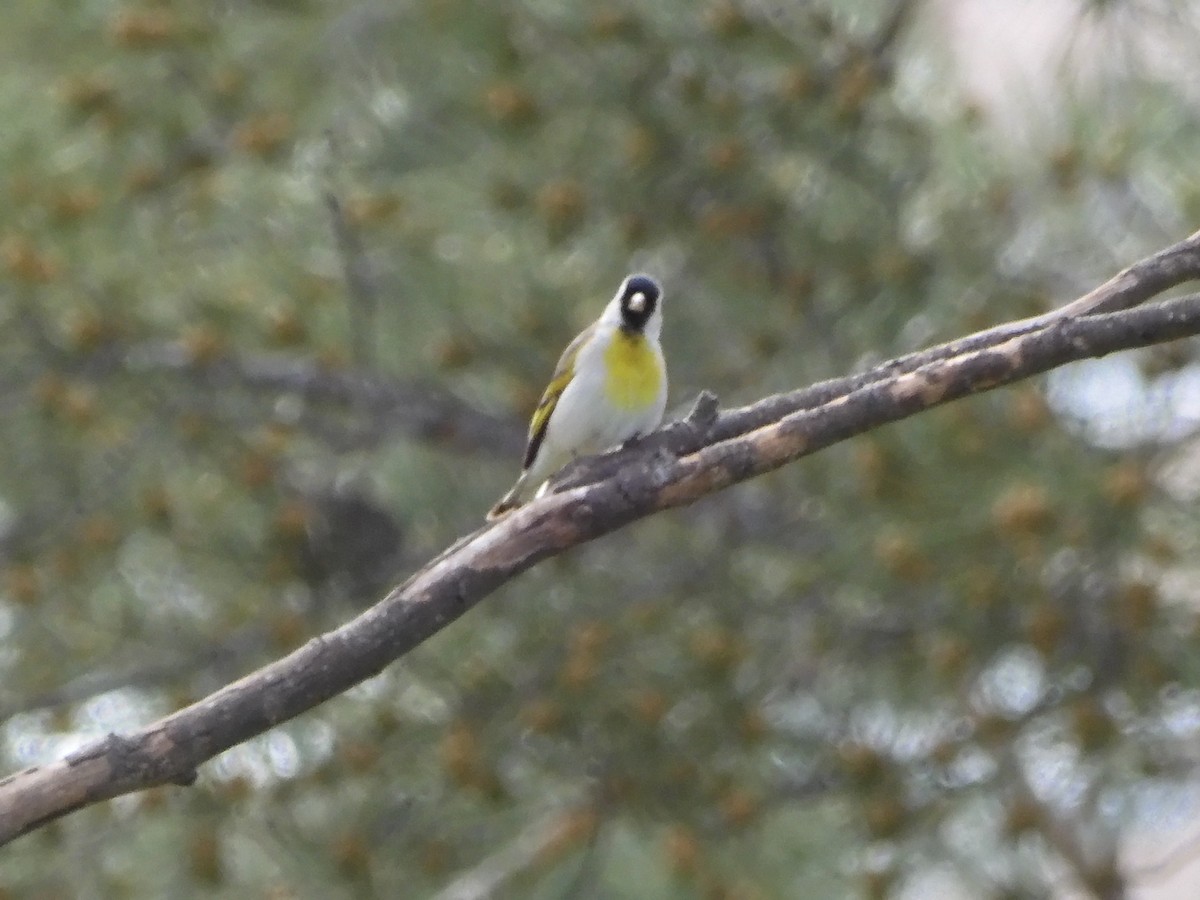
left=487, top=273, right=667, bottom=520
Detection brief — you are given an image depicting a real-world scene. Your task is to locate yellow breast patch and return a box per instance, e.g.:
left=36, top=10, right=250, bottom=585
left=603, top=330, right=662, bottom=410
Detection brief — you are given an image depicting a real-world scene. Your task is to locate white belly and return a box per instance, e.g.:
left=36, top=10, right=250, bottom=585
left=525, top=345, right=666, bottom=493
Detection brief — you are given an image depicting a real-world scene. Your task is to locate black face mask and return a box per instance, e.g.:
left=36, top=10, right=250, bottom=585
left=618, top=274, right=661, bottom=332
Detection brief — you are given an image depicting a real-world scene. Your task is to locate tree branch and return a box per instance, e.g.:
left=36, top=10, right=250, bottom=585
left=323, top=188, right=379, bottom=367
left=703, top=226, right=1200, bottom=445
left=4, top=230, right=1200, bottom=845
left=113, top=341, right=526, bottom=455
left=1007, top=752, right=1125, bottom=900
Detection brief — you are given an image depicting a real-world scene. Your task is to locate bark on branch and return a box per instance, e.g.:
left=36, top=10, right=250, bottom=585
left=3, top=228, right=1200, bottom=846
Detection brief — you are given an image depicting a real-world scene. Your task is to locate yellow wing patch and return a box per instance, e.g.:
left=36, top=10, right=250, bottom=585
left=603, top=330, right=663, bottom=410
left=524, top=366, right=573, bottom=468
left=522, top=326, right=590, bottom=470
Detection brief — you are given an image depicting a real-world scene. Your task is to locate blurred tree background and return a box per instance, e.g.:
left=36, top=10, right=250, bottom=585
left=2, top=0, right=1200, bottom=897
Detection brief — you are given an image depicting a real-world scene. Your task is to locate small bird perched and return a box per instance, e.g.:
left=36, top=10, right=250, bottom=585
left=487, top=273, right=667, bottom=520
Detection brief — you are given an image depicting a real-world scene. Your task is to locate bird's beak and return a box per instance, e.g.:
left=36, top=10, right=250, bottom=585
left=628, top=292, right=646, bottom=313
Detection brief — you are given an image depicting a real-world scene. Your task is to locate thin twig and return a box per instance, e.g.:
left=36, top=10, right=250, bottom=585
left=323, top=189, right=379, bottom=367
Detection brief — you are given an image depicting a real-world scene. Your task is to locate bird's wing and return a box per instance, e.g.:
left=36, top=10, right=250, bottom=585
left=522, top=323, right=595, bottom=470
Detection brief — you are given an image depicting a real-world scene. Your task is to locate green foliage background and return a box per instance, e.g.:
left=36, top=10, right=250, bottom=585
left=2, top=1, right=1199, bottom=897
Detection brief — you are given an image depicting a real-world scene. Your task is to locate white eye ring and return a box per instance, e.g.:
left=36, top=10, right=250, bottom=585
left=628, top=292, right=646, bottom=313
